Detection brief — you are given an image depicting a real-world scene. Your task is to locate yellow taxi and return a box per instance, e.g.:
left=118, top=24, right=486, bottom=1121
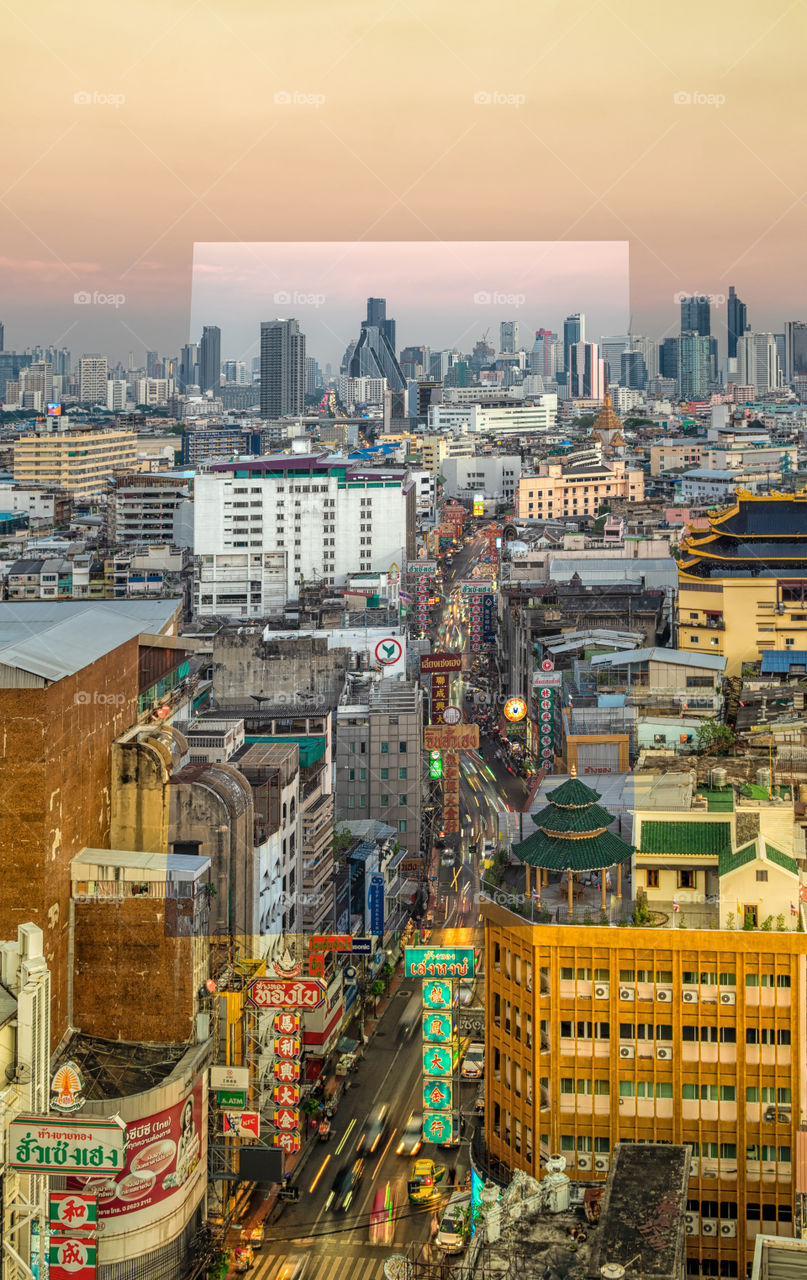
left=407, top=1158, right=446, bottom=1204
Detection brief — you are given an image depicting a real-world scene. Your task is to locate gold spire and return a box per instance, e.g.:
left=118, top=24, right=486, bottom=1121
left=570, top=763, right=577, bottom=778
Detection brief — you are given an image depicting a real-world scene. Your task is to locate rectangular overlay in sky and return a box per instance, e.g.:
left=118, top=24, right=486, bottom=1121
left=190, top=242, right=629, bottom=370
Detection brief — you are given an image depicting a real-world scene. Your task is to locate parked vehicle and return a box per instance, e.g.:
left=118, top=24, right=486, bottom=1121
left=461, top=1042, right=485, bottom=1080
left=435, top=1192, right=472, bottom=1254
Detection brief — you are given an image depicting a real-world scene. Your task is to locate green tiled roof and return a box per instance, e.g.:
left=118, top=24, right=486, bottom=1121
left=765, top=843, right=799, bottom=876
left=718, top=840, right=757, bottom=877
left=531, top=803, right=616, bottom=835
left=544, top=777, right=602, bottom=808
left=513, top=827, right=634, bottom=872
left=639, top=820, right=732, bottom=857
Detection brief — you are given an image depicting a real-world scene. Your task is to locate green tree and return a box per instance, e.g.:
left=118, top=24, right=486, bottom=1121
left=696, top=721, right=736, bottom=755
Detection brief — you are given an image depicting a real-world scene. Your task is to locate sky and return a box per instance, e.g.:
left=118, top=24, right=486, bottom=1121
left=1, top=0, right=806, bottom=364
left=189, top=241, right=630, bottom=370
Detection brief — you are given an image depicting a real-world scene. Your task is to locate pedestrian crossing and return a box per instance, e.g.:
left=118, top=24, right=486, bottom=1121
left=256, top=1248, right=406, bottom=1280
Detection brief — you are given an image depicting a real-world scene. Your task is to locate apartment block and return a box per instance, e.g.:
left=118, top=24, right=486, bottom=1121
left=516, top=457, right=644, bottom=520
left=13, top=427, right=138, bottom=499
left=108, top=471, right=191, bottom=543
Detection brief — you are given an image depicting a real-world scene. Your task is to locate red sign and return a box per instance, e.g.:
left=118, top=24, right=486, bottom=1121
left=273, top=1036, right=301, bottom=1058
left=273, top=1132, right=301, bottom=1155
left=246, top=978, right=326, bottom=1010
left=420, top=653, right=462, bottom=673
left=273, top=1013, right=300, bottom=1036
left=49, top=1236, right=96, bottom=1280
left=272, top=1107, right=299, bottom=1132
left=67, top=1082, right=203, bottom=1226
left=273, top=1084, right=300, bottom=1107
left=273, top=1059, right=301, bottom=1083
left=50, top=1192, right=97, bottom=1233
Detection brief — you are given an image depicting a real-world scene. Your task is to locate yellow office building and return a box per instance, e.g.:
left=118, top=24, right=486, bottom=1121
left=14, top=428, right=139, bottom=500
left=678, top=491, right=807, bottom=676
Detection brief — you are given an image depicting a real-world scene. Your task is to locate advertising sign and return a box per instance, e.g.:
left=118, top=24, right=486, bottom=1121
left=216, top=1089, right=246, bottom=1109
left=273, top=1132, right=301, bottom=1156
left=209, top=1065, right=249, bottom=1091
left=273, top=1060, right=301, bottom=1083
left=9, top=1116, right=127, bottom=1174
left=273, top=1036, right=301, bottom=1058
left=460, top=582, right=488, bottom=594
left=420, top=653, right=462, bottom=673
left=272, top=1107, right=300, bottom=1133
left=422, top=980, right=453, bottom=1008
left=375, top=637, right=403, bottom=666
left=51, top=1062, right=85, bottom=1113
left=406, top=947, right=475, bottom=978
left=66, top=1082, right=202, bottom=1225
left=423, top=1079, right=453, bottom=1111
left=407, top=561, right=437, bottom=575
left=423, top=725, right=479, bottom=751
left=422, top=1111, right=454, bottom=1144
left=533, top=672, right=563, bottom=688
left=503, top=697, right=527, bottom=723
left=273, top=1013, right=300, bottom=1036
left=222, top=1111, right=260, bottom=1139
left=422, top=1045, right=453, bottom=1076
left=369, top=874, right=385, bottom=935
left=245, top=978, right=325, bottom=1010
left=272, top=1083, right=300, bottom=1107
left=49, top=1236, right=96, bottom=1280
left=49, top=1192, right=98, bottom=1233
left=473, top=496, right=484, bottom=516
left=482, top=594, right=496, bottom=642
left=421, top=1012, right=453, bottom=1043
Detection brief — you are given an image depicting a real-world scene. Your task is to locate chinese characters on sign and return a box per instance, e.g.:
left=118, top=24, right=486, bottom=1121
left=49, top=1236, right=96, bottom=1280
left=442, top=751, right=460, bottom=833
left=49, top=1192, right=97, bottom=1233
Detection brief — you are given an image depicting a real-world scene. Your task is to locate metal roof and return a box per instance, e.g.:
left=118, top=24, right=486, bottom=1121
left=761, top=651, right=807, bottom=673
left=0, top=599, right=182, bottom=682
left=71, top=848, right=210, bottom=877
left=591, top=647, right=726, bottom=672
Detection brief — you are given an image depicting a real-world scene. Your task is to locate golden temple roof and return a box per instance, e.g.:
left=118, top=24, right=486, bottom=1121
left=590, top=388, right=625, bottom=444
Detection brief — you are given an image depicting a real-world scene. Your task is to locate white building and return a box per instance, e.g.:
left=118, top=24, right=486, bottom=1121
left=336, top=375, right=386, bottom=407
left=677, top=468, right=765, bottom=503
left=441, top=455, right=521, bottom=502
left=193, top=454, right=414, bottom=617
left=736, top=333, right=782, bottom=395
left=78, top=355, right=108, bottom=403
left=407, top=468, right=436, bottom=515
left=134, top=377, right=172, bottom=406
left=106, top=379, right=128, bottom=411
left=427, top=396, right=557, bottom=435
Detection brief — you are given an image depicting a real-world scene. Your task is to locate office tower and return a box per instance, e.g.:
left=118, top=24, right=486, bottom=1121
left=620, top=350, right=647, bottom=390
left=563, top=314, right=585, bottom=371
left=660, top=337, right=679, bottom=381
left=348, top=298, right=406, bottom=392
left=400, top=345, right=427, bottom=380
left=0, top=321, right=4, bottom=351
left=260, top=318, right=306, bottom=418
left=774, top=334, right=786, bottom=383
left=567, top=341, right=603, bottom=398
left=340, top=339, right=357, bottom=376
left=199, top=325, right=221, bottom=393
left=179, top=343, right=198, bottom=393
left=737, top=333, right=782, bottom=395
left=680, top=294, right=711, bottom=336
left=78, top=354, right=109, bottom=403
left=727, top=286, right=747, bottom=359
left=630, top=336, right=658, bottom=382
left=529, top=330, right=561, bottom=380
left=500, top=320, right=519, bottom=355
left=470, top=337, right=495, bottom=375
left=678, top=333, right=712, bottom=399
left=145, top=350, right=161, bottom=379
left=599, top=336, right=630, bottom=385
left=784, top=321, right=807, bottom=382
left=107, top=379, right=127, bottom=411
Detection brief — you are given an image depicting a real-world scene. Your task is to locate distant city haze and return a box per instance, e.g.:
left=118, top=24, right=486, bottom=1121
left=189, top=241, right=630, bottom=369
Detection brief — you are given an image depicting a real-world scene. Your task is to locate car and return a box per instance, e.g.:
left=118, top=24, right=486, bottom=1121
left=435, top=1192, right=472, bottom=1254
left=461, top=1042, right=485, bottom=1080
left=325, top=1159, right=365, bottom=1212
left=357, top=1105, right=389, bottom=1156
left=441, top=853, right=456, bottom=868
left=407, top=1158, right=446, bottom=1203
left=396, top=1110, right=423, bottom=1156
left=369, top=1182, right=397, bottom=1246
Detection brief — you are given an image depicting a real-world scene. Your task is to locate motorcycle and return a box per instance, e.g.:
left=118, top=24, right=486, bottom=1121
left=318, top=1118, right=332, bottom=1141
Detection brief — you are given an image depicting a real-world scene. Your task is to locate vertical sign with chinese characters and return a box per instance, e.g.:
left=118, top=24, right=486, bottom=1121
left=271, top=1012, right=302, bottom=1145
left=421, top=979, right=456, bottom=1147
left=442, top=752, right=460, bottom=834
left=49, top=1237, right=96, bottom=1280
left=431, top=673, right=449, bottom=725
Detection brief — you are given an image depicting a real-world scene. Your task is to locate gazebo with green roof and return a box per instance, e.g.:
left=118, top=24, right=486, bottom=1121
left=513, top=767, right=634, bottom=916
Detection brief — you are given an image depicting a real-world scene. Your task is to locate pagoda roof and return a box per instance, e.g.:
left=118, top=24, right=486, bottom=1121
left=589, top=390, right=624, bottom=440
left=544, top=776, right=602, bottom=807
left=513, top=826, right=634, bottom=872
left=531, top=802, right=616, bottom=834
left=710, top=493, right=807, bottom=537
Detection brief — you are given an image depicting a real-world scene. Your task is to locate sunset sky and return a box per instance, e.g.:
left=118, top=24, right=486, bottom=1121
left=2, top=0, right=805, bottom=361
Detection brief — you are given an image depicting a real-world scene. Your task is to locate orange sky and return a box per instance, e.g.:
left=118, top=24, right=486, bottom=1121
left=2, top=0, right=805, bottom=359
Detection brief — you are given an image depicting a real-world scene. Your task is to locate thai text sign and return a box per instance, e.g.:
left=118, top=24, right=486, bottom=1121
left=245, top=978, right=326, bottom=1010
left=407, top=561, right=437, bottom=575
left=9, top=1116, right=126, bottom=1174
left=406, top=947, right=475, bottom=979
left=420, top=653, right=462, bottom=673
left=423, top=725, right=479, bottom=751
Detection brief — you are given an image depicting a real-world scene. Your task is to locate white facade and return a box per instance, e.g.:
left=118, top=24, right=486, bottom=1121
left=135, top=378, right=172, bottom=405
left=441, top=455, right=521, bottom=501
left=336, top=375, right=386, bottom=406
left=408, top=468, right=436, bottom=514
left=677, top=468, right=764, bottom=502
left=0, top=484, right=61, bottom=520
left=736, top=333, right=782, bottom=395
left=193, top=457, right=411, bottom=617
left=107, top=379, right=128, bottom=411
left=78, top=355, right=108, bottom=403
left=428, top=397, right=557, bottom=435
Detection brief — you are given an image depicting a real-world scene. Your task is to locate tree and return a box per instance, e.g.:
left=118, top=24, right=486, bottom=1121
left=696, top=721, right=736, bottom=755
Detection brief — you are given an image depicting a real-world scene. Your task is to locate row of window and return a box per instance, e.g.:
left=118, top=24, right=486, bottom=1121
left=347, top=741, right=409, bottom=753
left=554, top=1020, right=791, bottom=1044
left=347, top=768, right=408, bottom=780
left=533, top=964, right=791, bottom=987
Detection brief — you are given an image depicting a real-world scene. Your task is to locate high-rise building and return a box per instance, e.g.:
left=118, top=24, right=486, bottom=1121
left=660, top=337, right=679, bottom=381
left=305, top=356, right=320, bottom=397
left=260, top=318, right=306, bottom=418
left=107, top=379, right=127, bottom=411
left=199, top=325, right=221, bottom=393
left=13, top=427, right=138, bottom=499
left=563, top=314, right=585, bottom=371
left=0, top=321, right=4, bottom=351
left=78, top=354, right=108, bottom=403
left=349, top=298, right=406, bottom=391
left=680, top=294, right=711, bottom=336
left=630, top=335, right=659, bottom=382
left=500, top=321, right=519, bottom=355
left=736, top=333, right=781, bottom=395
left=784, top=321, right=807, bottom=382
left=727, top=286, right=747, bottom=359
left=529, top=330, right=562, bottom=380
left=599, top=336, right=629, bottom=385
left=568, top=341, right=603, bottom=399
left=620, top=349, right=647, bottom=390
left=178, top=344, right=198, bottom=392
left=678, top=333, right=712, bottom=399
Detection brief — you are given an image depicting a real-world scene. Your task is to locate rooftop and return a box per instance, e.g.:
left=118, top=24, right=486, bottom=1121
left=590, top=646, right=727, bottom=672
left=52, top=1033, right=193, bottom=1100
left=71, top=848, right=211, bottom=881
left=586, top=1142, right=690, bottom=1280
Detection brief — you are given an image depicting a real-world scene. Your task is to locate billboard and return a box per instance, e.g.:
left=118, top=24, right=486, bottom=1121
left=423, top=725, right=479, bottom=751
left=245, top=978, right=326, bottom=1009
left=9, top=1116, right=127, bottom=1174
left=67, top=1082, right=203, bottom=1227
left=369, top=874, right=385, bottom=935
left=420, top=653, right=462, bottom=673
left=405, top=947, right=475, bottom=978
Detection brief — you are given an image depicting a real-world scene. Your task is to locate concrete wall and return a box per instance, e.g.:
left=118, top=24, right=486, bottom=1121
left=111, top=726, right=187, bottom=853
left=212, top=632, right=353, bottom=707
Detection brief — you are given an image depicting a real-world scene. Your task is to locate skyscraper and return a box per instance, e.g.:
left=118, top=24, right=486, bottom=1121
left=500, top=321, right=519, bottom=355
left=620, top=350, right=647, bottom=390
left=260, top=319, right=306, bottom=418
left=737, top=333, right=781, bottom=395
left=568, top=341, right=603, bottom=398
left=0, top=321, right=4, bottom=352
left=348, top=298, right=406, bottom=391
left=678, top=333, right=712, bottom=399
left=630, top=335, right=659, bottom=382
left=530, top=330, right=562, bottom=380
left=727, top=286, right=747, bottom=359
left=680, top=295, right=711, bottom=336
left=599, top=336, right=630, bottom=385
left=199, top=325, right=221, bottom=393
left=659, top=337, right=679, bottom=381
left=784, top=321, right=807, bottom=382
left=179, top=343, right=198, bottom=393
left=78, top=354, right=109, bottom=403
left=563, top=314, right=585, bottom=372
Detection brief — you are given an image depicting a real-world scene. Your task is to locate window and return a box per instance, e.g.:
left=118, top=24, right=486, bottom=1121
left=560, top=1078, right=575, bottom=1095
left=399, top=742, right=407, bottom=753
left=619, top=969, right=635, bottom=983
left=756, top=869, right=768, bottom=882
left=399, top=767, right=407, bottom=779
left=646, top=869, right=659, bottom=888
left=560, top=967, right=574, bottom=981
left=380, top=794, right=389, bottom=806
left=380, top=768, right=388, bottom=780
left=398, top=820, right=406, bottom=833
left=399, top=794, right=406, bottom=805
left=380, top=741, right=389, bottom=754
left=719, top=972, right=736, bottom=986
left=678, top=870, right=695, bottom=889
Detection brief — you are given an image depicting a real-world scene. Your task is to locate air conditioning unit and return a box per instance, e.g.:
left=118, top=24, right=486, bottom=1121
left=618, top=1045, right=635, bottom=1059
left=657, top=1046, right=672, bottom=1060
left=702, top=1220, right=718, bottom=1237
left=594, top=1156, right=609, bottom=1171
left=594, top=984, right=609, bottom=999
left=576, top=1154, right=592, bottom=1171
left=720, top=1222, right=737, bottom=1238
left=619, top=987, right=635, bottom=1001
left=685, top=1212, right=699, bottom=1234
left=720, top=991, right=736, bottom=1005
left=686, top=1221, right=697, bottom=1236
left=682, top=989, right=698, bottom=1003
left=657, top=988, right=672, bottom=1002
